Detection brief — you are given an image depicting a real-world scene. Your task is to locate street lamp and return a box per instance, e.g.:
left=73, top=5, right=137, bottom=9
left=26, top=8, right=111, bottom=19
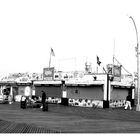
left=129, top=16, right=140, bottom=111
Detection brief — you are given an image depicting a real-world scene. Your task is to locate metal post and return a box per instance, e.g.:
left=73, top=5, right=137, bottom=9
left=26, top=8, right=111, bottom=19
left=106, top=73, right=109, bottom=108
left=137, top=42, right=140, bottom=108
left=103, top=73, right=109, bottom=108
left=107, top=74, right=109, bottom=101
left=129, top=16, right=140, bottom=111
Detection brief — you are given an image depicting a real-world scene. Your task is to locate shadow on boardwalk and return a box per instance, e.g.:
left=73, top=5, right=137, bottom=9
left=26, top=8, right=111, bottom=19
left=0, top=102, right=140, bottom=133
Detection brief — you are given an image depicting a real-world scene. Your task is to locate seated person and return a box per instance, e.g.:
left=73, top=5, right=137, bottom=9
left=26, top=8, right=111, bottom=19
left=38, top=96, right=41, bottom=102
left=21, top=96, right=26, bottom=102
left=29, top=96, right=36, bottom=103
left=30, top=96, right=42, bottom=108
left=35, top=96, right=42, bottom=103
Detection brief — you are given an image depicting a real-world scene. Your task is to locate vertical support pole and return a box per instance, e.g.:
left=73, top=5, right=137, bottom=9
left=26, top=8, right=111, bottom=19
left=103, top=74, right=110, bottom=108
left=0, top=86, right=2, bottom=95
left=10, top=86, right=13, bottom=96
left=131, top=86, right=135, bottom=107
left=129, top=16, right=140, bottom=111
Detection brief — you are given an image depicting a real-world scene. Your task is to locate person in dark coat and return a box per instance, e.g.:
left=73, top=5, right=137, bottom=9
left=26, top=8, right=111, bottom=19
left=20, top=96, right=27, bottom=109
left=41, top=91, right=46, bottom=104
left=41, top=91, right=48, bottom=111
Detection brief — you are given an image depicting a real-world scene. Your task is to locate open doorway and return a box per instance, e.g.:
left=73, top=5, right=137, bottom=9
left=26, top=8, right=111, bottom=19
left=2, top=87, right=10, bottom=100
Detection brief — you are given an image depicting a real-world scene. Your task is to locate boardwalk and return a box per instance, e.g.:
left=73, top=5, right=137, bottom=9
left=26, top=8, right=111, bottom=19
left=0, top=119, right=60, bottom=133
left=1, top=103, right=140, bottom=133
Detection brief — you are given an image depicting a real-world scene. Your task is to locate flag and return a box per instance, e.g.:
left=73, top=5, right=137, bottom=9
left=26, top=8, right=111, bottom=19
left=51, top=48, right=55, bottom=56
left=97, top=56, right=101, bottom=66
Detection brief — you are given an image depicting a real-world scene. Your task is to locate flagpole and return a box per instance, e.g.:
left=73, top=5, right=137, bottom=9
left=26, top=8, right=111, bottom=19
left=113, top=39, right=115, bottom=65
left=49, top=49, right=51, bottom=68
left=112, top=39, right=115, bottom=76
left=97, top=55, right=101, bottom=73
left=96, top=65, right=98, bottom=73
left=96, top=55, right=98, bottom=73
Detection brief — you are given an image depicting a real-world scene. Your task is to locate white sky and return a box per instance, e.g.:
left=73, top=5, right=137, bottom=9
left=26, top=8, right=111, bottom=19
left=0, top=0, right=140, bottom=75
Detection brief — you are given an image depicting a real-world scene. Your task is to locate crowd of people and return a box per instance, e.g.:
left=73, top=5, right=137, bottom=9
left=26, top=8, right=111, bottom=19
left=20, top=91, right=48, bottom=111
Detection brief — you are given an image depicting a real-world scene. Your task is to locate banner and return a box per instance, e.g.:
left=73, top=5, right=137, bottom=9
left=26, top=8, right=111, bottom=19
left=113, top=65, right=121, bottom=77
left=107, top=64, right=121, bottom=81
left=43, top=67, right=54, bottom=80
left=113, top=65, right=121, bottom=81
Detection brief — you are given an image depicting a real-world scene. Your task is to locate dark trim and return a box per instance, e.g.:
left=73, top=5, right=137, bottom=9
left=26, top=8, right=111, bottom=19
left=66, top=84, right=103, bottom=87
left=34, top=84, right=61, bottom=87
left=112, top=85, right=131, bottom=89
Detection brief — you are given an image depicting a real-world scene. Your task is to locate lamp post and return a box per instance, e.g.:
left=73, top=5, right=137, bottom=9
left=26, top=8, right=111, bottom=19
left=129, top=16, right=140, bottom=111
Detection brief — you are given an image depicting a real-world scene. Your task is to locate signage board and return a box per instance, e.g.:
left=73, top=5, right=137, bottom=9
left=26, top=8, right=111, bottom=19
left=43, top=67, right=54, bottom=80
left=107, top=64, right=121, bottom=81
left=113, top=65, right=121, bottom=81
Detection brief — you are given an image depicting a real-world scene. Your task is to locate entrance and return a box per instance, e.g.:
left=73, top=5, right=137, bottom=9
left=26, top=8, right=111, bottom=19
left=2, top=87, right=10, bottom=101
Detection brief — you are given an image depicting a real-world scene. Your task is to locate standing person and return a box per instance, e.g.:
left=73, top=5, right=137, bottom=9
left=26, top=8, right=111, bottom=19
left=124, top=94, right=132, bottom=110
left=41, top=91, right=46, bottom=104
left=41, top=91, right=48, bottom=111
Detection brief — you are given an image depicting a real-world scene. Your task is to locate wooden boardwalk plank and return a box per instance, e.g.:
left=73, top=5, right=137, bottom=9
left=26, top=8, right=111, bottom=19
left=1, top=123, right=17, bottom=133
left=0, top=120, right=61, bottom=133
left=0, top=120, right=12, bottom=132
